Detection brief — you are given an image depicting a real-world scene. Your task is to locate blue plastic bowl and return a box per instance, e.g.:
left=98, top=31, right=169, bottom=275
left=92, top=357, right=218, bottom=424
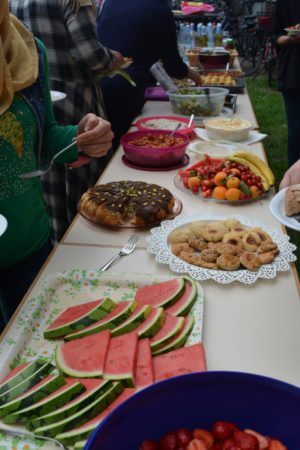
left=85, top=371, right=300, bottom=450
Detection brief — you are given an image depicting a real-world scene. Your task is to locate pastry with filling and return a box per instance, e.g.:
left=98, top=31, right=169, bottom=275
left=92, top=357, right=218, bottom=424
left=285, top=184, right=300, bottom=216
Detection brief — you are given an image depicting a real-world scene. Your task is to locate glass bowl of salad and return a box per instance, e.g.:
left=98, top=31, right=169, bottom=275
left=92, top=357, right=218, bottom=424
left=167, top=87, right=229, bottom=119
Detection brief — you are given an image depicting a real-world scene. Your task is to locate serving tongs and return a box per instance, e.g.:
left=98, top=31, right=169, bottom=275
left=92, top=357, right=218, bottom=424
left=0, top=425, right=70, bottom=449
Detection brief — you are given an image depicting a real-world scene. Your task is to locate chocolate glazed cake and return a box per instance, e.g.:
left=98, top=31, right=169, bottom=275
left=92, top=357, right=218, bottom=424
left=79, top=181, right=175, bottom=226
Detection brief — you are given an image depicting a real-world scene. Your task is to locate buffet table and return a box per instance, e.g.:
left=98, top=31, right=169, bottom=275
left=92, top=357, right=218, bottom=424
left=1, top=88, right=300, bottom=391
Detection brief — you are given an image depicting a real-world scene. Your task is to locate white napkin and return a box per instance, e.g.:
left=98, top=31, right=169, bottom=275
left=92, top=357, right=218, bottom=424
left=194, top=128, right=267, bottom=146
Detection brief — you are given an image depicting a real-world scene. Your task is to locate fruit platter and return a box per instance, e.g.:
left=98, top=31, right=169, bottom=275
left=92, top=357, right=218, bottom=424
left=175, top=151, right=275, bottom=203
left=0, top=272, right=205, bottom=449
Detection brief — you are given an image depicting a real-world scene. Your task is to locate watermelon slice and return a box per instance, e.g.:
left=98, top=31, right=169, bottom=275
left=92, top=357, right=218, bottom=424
left=103, top=333, right=138, bottom=387
left=4, top=379, right=85, bottom=425
left=135, top=339, right=154, bottom=389
left=135, top=277, right=185, bottom=308
left=74, top=441, right=87, bottom=450
left=150, top=314, right=184, bottom=352
left=56, top=329, right=111, bottom=377
left=64, top=300, right=137, bottom=342
left=166, top=277, right=198, bottom=316
left=111, top=304, right=152, bottom=337
left=29, top=379, right=112, bottom=429
left=153, top=343, right=207, bottom=382
left=0, top=374, right=66, bottom=417
left=0, top=362, right=54, bottom=406
left=134, top=307, right=165, bottom=339
left=44, top=298, right=115, bottom=339
left=55, top=388, right=135, bottom=445
left=0, top=359, right=49, bottom=396
left=34, top=381, right=123, bottom=437
left=152, top=315, right=195, bottom=356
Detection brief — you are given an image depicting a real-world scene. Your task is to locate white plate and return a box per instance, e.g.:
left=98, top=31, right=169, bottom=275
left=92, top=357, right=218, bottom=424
left=146, top=213, right=297, bottom=284
left=269, top=188, right=300, bottom=232
left=50, top=90, right=66, bottom=102
left=0, top=214, right=7, bottom=237
left=285, top=27, right=300, bottom=36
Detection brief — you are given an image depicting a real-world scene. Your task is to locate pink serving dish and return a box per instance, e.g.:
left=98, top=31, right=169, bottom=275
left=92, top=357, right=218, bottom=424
left=120, top=129, right=189, bottom=168
left=135, top=115, right=195, bottom=137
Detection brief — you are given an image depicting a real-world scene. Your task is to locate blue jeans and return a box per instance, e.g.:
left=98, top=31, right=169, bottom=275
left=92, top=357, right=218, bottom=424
left=0, top=239, right=53, bottom=326
left=282, top=88, right=300, bottom=167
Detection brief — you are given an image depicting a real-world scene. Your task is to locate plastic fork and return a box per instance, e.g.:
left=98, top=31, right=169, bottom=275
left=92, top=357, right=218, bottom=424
left=0, top=426, right=70, bottom=449
left=18, top=140, right=77, bottom=179
left=99, top=233, right=140, bottom=272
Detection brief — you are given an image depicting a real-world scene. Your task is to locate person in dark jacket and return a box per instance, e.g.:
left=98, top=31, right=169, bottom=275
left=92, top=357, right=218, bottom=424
left=97, top=0, right=201, bottom=148
left=274, top=0, right=300, bottom=167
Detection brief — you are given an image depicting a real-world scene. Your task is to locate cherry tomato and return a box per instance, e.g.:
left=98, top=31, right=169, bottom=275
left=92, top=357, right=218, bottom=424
left=177, top=428, right=192, bottom=447
left=159, top=432, right=178, bottom=450
left=140, top=440, right=159, bottom=450
left=212, top=421, right=236, bottom=440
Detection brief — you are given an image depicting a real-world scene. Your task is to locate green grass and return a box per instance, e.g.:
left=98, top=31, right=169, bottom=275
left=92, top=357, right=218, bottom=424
left=246, top=75, right=300, bottom=275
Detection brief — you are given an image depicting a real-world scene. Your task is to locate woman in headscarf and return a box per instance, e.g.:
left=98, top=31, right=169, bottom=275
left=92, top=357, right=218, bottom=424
left=10, top=0, right=124, bottom=243
left=0, top=1, right=114, bottom=325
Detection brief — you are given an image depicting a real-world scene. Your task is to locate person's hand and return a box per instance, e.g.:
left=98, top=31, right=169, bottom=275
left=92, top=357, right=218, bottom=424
left=277, top=35, right=300, bottom=46
left=279, top=159, right=300, bottom=189
left=76, top=114, right=114, bottom=157
left=110, top=50, right=125, bottom=71
left=186, top=67, right=202, bottom=86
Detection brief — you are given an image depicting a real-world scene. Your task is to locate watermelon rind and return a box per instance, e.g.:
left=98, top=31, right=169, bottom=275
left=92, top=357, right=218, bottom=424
left=166, top=277, right=198, bottom=317
left=34, top=381, right=123, bottom=437
left=152, top=315, right=195, bottom=356
left=29, top=380, right=113, bottom=429
left=137, top=307, right=165, bottom=339
left=0, top=362, right=54, bottom=407
left=111, top=305, right=152, bottom=337
left=0, top=359, right=49, bottom=397
left=64, top=300, right=137, bottom=342
left=74, top=441, right=87, bottom=450
left=135, top=277, right=185, bottom=308
left=0, top=374, right=65, bottom=417
left=150, top=316, right=185, bottom=353
left=4, top=381, right=85, bottom=425
left=44, top=297, right=115, bottom=339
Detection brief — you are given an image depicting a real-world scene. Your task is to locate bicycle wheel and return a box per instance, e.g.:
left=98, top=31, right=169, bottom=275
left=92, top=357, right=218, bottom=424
left=235, top=30, right=263, bottom=76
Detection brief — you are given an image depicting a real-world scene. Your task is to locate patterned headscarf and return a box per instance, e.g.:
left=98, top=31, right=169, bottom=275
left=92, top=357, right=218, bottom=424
left=0, top=0, right=38, bottom=115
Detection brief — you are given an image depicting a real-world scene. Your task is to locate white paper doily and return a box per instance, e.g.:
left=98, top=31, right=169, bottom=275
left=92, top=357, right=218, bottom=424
left=146, top=213, right=297, bottom=285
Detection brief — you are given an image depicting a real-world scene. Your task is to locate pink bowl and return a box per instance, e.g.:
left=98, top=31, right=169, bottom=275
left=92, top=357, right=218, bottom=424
left=135, top=115, right=195, bottom=137
left=121, top=130, right=189, bottom=168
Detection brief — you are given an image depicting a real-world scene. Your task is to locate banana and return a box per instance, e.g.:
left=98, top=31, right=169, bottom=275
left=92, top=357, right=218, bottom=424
left=231, top=150, right=275, bottom=186
left=229, top=156, right=270, bottom=192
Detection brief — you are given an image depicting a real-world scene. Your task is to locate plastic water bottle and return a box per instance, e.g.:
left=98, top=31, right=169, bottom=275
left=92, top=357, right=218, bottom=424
left=207, top=22, right=214, bottom=48
left=177, top=23, right=186, bottom=60
left=195, top=23, right=203, bottom=47
left=200, top=25, right=207, bottom=47
left=215, top=23, right=223, bottom=47
left=189, top=23, right=195, bottom=48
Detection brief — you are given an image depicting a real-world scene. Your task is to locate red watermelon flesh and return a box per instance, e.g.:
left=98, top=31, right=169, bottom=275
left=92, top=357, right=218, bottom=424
left=103, top=333, right=138, bottom=386
left=56, top=330, right=111, bottom=377
left=153, top=343, right=207, bottom=382
left=47, top=300, right=103, bottom=330
left=0, top=362, right=30, bottom=385
left=166, top=278, right=197, bottom=316
left=150, top=314, right=184, bottom=350
left=135, top=278, right=185, bottom=308
left=135, top=339, right=154, bottom=388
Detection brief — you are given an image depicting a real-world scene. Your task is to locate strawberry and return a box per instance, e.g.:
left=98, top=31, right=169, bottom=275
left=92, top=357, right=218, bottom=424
left=233, top=430, right=259, bottom=450
left=268, top=439, right=288, bottom=450
left=192, top=429, right=214, bottom=448
left=187, top=438, right=208, bottom=450
left=177, top=428, right=192, bottom=447
left=243, top=430, right=269, bottom=449
left=159, top=432, right=178, bottom=450
left=212, top=422, right=236, bottom=440
left=140, top=440, right=159, bottom=450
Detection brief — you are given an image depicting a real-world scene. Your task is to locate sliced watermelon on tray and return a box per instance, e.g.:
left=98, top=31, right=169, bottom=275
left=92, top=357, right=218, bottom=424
left=0, top=374, right=66, bottom=417
left=44, top=298, right=115, bottom=339
left=152, top=315, right=195, bottom=356
left=0, top=359, right=49, bottom=397
left=34, top=381, right=123, bottom=438
left=135, top=277, right=185, bottom=308
left=111, top=304, right=152, bottom=337
left=0, top=361, right=54, bottom=406
left=4, top=378, right=85, bottom=425
left=64, top=300, right=137, bottom=342
left=150, top=314, right=185, bottom=353
left=55, top=388, right=135, bottom=445
left=135, top=339, right=154, bottom=389
left=29, top=379, right=112, bottom=430
left=134, top=306, right=165, bottom=339
left=103, top=333, right=138, bottom=387
left=153, top=343, right=207, bottom=382
left=74, top=441, right=86, bottom=450
left=56, top=330, right=111, bottom=377
left=166, top=277, right=198, bottom=316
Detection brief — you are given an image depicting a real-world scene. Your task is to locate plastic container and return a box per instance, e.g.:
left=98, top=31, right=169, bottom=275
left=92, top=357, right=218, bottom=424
left=85, top=372, right=300, bottom=450
left=204, top=117, right=253, bottom=141
left=120, top=129, right=189, bottom=168
left=167, top=87, right=229, bottom=118
left=199, top=50, right=230, bottom=70
left=136, top=115, right=195, bottom=137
